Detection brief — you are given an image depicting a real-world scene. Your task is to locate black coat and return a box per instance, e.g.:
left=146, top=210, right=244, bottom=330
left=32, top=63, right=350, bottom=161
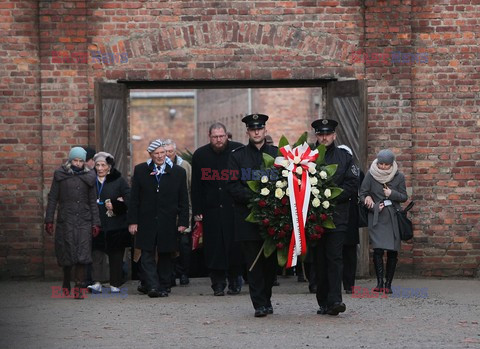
left=227, top=141, right=278, bottom=242
left=322, top=142, right=358, bottom=232
left=127, top=161, right=189, bottom=253
left=191, top=141, right=243, bottom=269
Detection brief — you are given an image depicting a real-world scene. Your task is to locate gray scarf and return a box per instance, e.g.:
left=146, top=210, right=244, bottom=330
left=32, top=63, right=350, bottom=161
left=369, top=159, right=398, bottom=184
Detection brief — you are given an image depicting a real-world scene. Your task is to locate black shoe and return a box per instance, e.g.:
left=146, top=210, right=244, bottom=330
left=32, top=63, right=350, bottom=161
left=317, top=305, right=328, bottom=315
left=137, top=284, right=148, bottom=294
left=166, top=287, right=171, bottom=293
left=214, top=289, right=225, bottom=296
left=254, top=306, right=268, bottom=317
left=309, top=285, right=317, bottom=294
left=227, top=288, right=241, bottom=295
left=148, top=289, right=161, bottom=298
left=266, top=306, right=274, bottom=314
left=345, top=289, right=353, bottom=294
left=159, top=291, right=169, bottom=297
left=327, top=302, right=346, bottom=316
left=179, top=274, right=189, bottom=286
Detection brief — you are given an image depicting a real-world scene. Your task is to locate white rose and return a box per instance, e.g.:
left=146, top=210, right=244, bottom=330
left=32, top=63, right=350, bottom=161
left=261, top=176, right=268, bottom=183
left=286, top=188, right=290, bottom=196
left=322, top=201, right=330, bottom=209
left=282, top=180, right=287, bottom=187
left=324, top=188, right=331, bottom=198
left=260, top=188, right=270, bottom=196
left=293, top=156, right=301, bottom=164
left=310, top=177, right=318, bottom=186
left=320, top=171, right=328, bottom=180
left=282, top=160, right=289, bottom=168
left=308, top=167, right=317, bottom=175
left=312, top=198, right=321, bottom=208
left=296, top=167, right=303, bottom=175
left=275, top=188, right=284, bottom=199
left=275, top=180, right=283, bottom=188
left=312, top=188, right=320, bottom=196
left=282, top=170, right=289, bottom=177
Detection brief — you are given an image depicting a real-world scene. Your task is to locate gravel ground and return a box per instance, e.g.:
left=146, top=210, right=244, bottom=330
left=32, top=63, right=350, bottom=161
left=0, top=277, right=479, bottom=349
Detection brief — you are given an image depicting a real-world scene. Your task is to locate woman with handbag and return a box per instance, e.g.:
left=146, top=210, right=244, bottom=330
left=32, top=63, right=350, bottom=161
left=359, top=149, right=408, bottom=294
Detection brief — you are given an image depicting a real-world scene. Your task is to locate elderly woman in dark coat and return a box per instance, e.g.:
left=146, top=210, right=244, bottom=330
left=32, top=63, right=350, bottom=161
left=45, top=147, right=101, bottom=299
left=88, top=152, right=130, bottom=294
left=359, top=149, right=408, bottom=294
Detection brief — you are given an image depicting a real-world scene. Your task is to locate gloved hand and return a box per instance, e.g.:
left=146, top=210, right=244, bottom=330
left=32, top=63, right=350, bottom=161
left=45, top=223, right=54, bottom=235
left=92, top=225, right=101, bottom=238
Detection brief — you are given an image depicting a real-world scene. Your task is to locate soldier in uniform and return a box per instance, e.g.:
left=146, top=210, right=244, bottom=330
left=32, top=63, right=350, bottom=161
left=311, top=119, right=358, bottom=315
left=191, top=123, right=244, bottom=296
left=227, top=114, right=278, bottom=318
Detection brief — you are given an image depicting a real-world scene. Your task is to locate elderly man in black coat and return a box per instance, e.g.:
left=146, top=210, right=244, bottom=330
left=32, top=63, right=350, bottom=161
left=128, top=140, right=189, bottom=298
left=227, top=114, right=278, bottom=318
left=191, top=122, right=244, bottom=296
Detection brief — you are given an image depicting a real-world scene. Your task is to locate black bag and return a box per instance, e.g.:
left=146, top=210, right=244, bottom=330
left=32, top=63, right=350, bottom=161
left=358, top=199, right=369, bottom=228
left=396, top=201, right=415, bottom=241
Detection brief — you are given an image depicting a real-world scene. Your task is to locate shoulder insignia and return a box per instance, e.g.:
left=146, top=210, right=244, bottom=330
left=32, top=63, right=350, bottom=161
left=232, top=145, right=245, bottom=153
left=351, top=164, right=359, bottom=177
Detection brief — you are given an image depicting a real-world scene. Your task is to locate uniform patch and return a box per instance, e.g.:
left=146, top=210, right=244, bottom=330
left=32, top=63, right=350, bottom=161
left=351, top=164, right=359, bottom=177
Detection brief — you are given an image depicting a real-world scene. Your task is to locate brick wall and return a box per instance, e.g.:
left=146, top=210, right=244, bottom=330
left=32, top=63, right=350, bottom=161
left=1, top=0, right=478, bottom=278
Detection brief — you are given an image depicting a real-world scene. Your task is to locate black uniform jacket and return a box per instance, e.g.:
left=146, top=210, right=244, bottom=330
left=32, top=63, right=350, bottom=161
left=128, top=161, right=189, bottom=253
left=191, top=140, right=243, bottom=269
left=227, top=141, right=278, bottom=242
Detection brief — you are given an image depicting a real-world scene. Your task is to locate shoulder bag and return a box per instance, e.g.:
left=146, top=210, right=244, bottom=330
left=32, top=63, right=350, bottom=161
left=396, top=201, right=415, bottom=241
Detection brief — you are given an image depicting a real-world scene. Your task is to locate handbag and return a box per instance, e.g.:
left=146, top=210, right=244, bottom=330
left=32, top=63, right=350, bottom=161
left=396, top=201, right=415, bottom=241
left=358, top=198, right=369, bottom=228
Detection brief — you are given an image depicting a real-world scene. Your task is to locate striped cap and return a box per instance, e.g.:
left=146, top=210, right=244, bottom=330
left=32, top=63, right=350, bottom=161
left=147, top=139, right=165, bottom=153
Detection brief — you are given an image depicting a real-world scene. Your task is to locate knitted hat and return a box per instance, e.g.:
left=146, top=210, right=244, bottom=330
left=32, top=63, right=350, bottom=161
left=93, top=152, right=115, bottom=167
left=377, top=149, right=395, bottom=164
left=147, top=139, right=164, bottom=153
left=68, top=147, right=87, bottom=161
left=85, top=147, right=96, bottom=161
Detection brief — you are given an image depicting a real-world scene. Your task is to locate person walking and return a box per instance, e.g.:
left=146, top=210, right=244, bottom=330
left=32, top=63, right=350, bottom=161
left=359, top=149, right=408, bottom=294
left=45, top=146, right=100, bottom=299
left=227, top=114, right=278, bottom=317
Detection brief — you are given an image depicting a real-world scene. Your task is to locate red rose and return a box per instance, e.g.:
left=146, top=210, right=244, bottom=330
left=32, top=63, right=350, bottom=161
left=262, top=218, right=270, bottom=226
left=308, top=214, right=317, bottom=222
left=281, top=197, right=288, bottom=205
left=321, top=214, right=328, bottom=221
left=283, top=224, right=291, bottom=232
left=276, top=242, right=284, bottom=249
left=267, top=227, right=276, bottom=236
left=314, top=225, right=325, bottom=234
left=274, top=207, right=282, bottom=216
left=277, top=230, right=286, bottom=238
left=258, top=200, right=267, bottom=208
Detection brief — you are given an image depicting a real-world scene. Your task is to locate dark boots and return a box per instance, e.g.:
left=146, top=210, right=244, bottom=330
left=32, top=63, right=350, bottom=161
left=62, top=266, right=72, bottom=296
left=74, top=264, right=87, bottom=299
left=372, top=252, right=384, bottom=292
left=384, top=255, right=398, bottom=294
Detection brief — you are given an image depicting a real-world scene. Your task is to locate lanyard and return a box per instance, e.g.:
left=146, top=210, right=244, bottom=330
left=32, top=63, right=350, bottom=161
left=96, top=177, right=105, bottom=204
left=154, top=165, right=163, bottom=192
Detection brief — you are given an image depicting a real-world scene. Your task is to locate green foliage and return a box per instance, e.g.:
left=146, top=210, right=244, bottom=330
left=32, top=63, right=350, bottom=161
left=293, top=132, right=308, bottom=148
left=247, top=180, right=260, bottom=193
left=178, top=149, right=193, bottom=165
left=262, top=153, right=275, bottom=169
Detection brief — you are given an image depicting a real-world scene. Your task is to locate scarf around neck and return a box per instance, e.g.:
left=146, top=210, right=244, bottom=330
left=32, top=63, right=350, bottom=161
left=369, top=159, right=398, bottom=184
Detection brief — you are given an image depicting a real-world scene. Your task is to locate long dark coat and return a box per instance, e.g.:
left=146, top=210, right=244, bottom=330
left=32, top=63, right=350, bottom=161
left=128, top=161, right=189, bottom=253
left=95, top=168, right=131, bottom=250
left=359, top=170, right=408, bottom=251
left=227, top=142, right=278, bottom=242
left=45, top=163, right=100, bottom=266
left=191, top=140, right=243, bottom=270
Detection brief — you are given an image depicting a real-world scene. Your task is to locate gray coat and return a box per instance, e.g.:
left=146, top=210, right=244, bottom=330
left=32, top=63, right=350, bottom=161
left=45, top=163, right=100, bottom=266
left=359, top=170, right=408, bottom=251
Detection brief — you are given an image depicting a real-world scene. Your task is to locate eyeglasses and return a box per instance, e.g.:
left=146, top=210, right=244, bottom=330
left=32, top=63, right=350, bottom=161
left=210, top=135, right=227, bottom=139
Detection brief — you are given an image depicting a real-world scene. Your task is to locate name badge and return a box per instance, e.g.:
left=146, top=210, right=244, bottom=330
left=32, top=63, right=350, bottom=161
left=384, top=200, right=392, bottom=206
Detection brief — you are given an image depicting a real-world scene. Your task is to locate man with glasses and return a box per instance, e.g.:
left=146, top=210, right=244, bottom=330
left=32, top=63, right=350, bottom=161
left=191, top=123, right=244, bottom=296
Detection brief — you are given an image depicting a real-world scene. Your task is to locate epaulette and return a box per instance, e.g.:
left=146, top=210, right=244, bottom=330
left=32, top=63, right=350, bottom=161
left=231, top=145, right=245, bottom=152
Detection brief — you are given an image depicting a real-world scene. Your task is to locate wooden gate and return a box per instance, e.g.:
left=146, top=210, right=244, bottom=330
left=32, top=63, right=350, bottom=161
left=326, top=80, right=369, bottom=277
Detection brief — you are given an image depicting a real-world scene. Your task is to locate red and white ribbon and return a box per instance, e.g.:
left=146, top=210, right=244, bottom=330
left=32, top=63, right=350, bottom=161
left=274, top=143, right=318, bottom=268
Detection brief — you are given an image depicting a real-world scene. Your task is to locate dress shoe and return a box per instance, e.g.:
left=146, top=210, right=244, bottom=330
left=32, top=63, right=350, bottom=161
left=345, top=289, right=353, bottom=294
left=137, top=283, right=148, bottom=294
left=110, top=286, right=121, bottom=293
left=87, top=282, right=102, bottom=294
left=317, top=305, right=328, bottom=315
left=179, top=274, right=189, bottom=286
left=166, top=287, right=171, bottom=293
left=266, top=306, right=274, bottom=314
left=254, top=307, right=267, bottom=317
left=148, top=289, right=161, bottom=298
left=214, top=289, right=225, bottom=296
left=327, top=302, right=346, bottom=316
left=227, top=287, right=241, bottom=295
left=159, top=291, right=169, bottom=297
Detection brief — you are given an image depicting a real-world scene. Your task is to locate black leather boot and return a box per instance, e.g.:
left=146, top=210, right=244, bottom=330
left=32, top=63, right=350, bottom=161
left=372, top=253, right=384, bottom=292
left=62, top=266, right=72, bottom=296
left=74, top=264, right=86, bottom=299
left=384, top=255, right=398, bottom=294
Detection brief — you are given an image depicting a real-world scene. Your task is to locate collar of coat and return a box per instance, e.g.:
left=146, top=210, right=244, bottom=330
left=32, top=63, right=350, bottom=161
left=147, top=160, right=173, bottom=175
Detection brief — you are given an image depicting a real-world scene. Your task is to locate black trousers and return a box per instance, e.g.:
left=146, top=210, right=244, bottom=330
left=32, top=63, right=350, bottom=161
left=209, top=265, right=243, bottom=291
left=108, top=247, right=125, bottom=288
left=342, top=244, right=357, bottom=292
left=173, top=233, right=191, bottom=277
left=241, top=240, right=277, bottom=310
left=313, top=230, right=344, bottom=306
left=141, top=249, right=173, bottom=292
